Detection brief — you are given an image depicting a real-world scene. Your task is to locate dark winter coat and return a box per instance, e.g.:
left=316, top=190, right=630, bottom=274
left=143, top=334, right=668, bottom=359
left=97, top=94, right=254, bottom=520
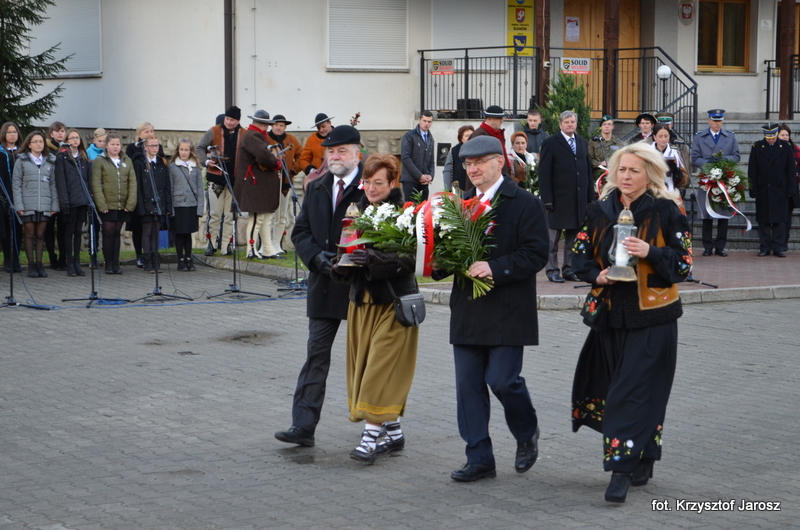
left=133, top=152, right=173, bottom=217
left=233, top=128, right=280, bottom=213
left=12, top=152, right=59, bottom=215
left=538, top=132, right=594, bottom=229
left=291, top=164, right=365, bottom=320
left=748, top=139, right=798, bottom=224
left=54, top=150, right=91, bottom=215
left=434, top=177, right=550, bottom=346
left=331, top=188, right=418, bottom=305
left=91, top=152, right=137, bottom=213
left=523, top=124, right=550, bottom=154
left=400, top=125, right=435, bottom=184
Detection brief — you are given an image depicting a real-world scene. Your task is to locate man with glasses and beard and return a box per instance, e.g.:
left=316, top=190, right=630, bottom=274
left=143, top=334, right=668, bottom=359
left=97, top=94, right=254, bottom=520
left=275, top=125, right=365, bottom=448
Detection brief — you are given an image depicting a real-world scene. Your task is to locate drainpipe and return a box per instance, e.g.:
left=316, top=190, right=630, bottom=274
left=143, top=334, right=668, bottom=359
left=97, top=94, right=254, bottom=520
left=224, top=0, right=235, bottom=108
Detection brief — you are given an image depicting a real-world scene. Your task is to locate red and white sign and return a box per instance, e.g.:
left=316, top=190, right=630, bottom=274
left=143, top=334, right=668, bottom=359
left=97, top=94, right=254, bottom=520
left=560, top=58, right=591, bottom=75
left=431, top=59, right=454, bottom=76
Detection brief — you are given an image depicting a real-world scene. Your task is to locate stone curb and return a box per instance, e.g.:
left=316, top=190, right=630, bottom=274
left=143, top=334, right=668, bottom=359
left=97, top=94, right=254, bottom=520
left=194, top=255, right=800, bottom=309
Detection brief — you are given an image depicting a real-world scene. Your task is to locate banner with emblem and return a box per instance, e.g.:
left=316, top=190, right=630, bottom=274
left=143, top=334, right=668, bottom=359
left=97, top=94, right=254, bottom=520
left=507, top=0, right=534, bottom=57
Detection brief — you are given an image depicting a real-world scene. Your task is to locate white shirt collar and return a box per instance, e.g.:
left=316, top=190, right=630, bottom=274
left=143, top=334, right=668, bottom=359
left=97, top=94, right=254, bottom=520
left=333, top=165, right=360, bottom=205
left=560, top=131, right=575, bottom=141
left=476, top=174, right=504, bottom=201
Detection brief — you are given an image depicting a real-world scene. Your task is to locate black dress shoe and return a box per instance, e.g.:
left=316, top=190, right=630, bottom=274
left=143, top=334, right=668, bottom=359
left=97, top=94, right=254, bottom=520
left=631, top=458, right=654, bottom=486
left=349, top=446, right=376, bottom=464
left=564, top=273, right=581, bottom=282
left=274, top=426, right=315, bottom=447
left=715, top=250, right=728, bottom=257
left=375, top=435, right=405, bottom=455
left=547, top=274, right=565, bottom=283
left=515, top=426, right=539, bottom=473
left=450, top=463, right=497, bottom=482
left=605, top=472, right=632, bottom=503
left=758, top=250, right=770, bottom=257
left=702, top=250, right=712, bottom=256
left=775, top=251, right=787, bottom=258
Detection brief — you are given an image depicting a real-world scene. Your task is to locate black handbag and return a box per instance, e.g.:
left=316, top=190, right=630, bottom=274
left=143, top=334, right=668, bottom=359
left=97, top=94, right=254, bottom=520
left=580, top=287, right=609, bottom=332
left=385, top=280, right=426, bottom=327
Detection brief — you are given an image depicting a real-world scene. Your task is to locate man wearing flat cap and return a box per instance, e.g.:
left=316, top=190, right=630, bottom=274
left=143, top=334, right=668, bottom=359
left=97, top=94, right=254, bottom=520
left=588, top=115, right=624, bottom=182
left=748, top=123, right=797, bottom=257
left=629, top=113, right=656, bottom=144
left=298, top=112, right=334, bottom=188
left=433, top=135, right=549, bottom=483
left=267, top=114, right=302, bottom=253
left=234, top=110, right=282, bottom=259
left=276, top=124, right=365, bottom=448
left=197, top=105, right=243, bottom=255
left=469, top=104, right=511, bottom=175
left=691, top=109, right=740, bottom=256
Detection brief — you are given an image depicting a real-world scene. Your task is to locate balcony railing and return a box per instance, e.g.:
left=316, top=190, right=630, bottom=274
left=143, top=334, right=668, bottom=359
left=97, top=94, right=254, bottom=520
left=764, top=56, right=800, bottom=119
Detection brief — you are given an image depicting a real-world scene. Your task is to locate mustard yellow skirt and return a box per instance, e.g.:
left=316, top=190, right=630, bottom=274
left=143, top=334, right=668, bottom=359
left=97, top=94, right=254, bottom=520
left=346, top=292, right=419, bottom=424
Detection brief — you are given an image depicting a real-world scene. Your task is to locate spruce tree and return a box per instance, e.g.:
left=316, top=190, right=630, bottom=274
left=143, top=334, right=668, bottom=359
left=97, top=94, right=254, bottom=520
left=0, top=0, right=70, bottom=131
left=538, top=72, right=593, bottom=139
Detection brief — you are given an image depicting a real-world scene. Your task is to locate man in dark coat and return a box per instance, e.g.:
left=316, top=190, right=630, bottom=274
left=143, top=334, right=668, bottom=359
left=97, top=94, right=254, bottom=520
left=434, top=135, right=549, bottom=483
left=522, top=109, right=550, bottom=155
left=538, top=110, right=594, bottom=283
left=748, top=123, right=798, bottom=257
left=275, top=125, right=365, bottom=447
left=691, top=109, right=740, bottom=256
left=400, top=110, right=435, bottom=202
left=234, top=110, right=281, bottom=259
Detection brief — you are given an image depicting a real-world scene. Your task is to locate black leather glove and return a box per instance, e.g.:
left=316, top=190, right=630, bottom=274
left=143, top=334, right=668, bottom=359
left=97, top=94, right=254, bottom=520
left=312, top=251, right=334, bottom=276
left=544, top=202, right=554, bottom=213
left=348, top=249, right=369, bottom=266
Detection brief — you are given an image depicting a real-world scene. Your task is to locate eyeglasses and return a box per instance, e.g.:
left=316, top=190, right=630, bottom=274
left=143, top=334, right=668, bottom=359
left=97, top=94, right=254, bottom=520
left=67, top=136, right=81, bottom=141
left=145, top=144, right=160, bottom=148
left=462, top=155, right=500, bottom=170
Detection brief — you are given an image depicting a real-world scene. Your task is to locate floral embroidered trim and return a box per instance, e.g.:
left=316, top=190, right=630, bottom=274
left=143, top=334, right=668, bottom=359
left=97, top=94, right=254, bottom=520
left=573, top=225, right=590, bottom=254
left=604, top=436, right=635, bottom=461
left=573, top=397, right=604, bottom=423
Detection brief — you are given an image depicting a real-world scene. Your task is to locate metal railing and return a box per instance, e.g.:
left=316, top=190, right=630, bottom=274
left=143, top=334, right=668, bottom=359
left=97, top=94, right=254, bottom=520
left=764, top=56, right=800, bottom=119
left=548, top=48, right=607, bottom=115
left=418, top=46, right=540, bottom=119
left=615, top=47, right=698, bottom=143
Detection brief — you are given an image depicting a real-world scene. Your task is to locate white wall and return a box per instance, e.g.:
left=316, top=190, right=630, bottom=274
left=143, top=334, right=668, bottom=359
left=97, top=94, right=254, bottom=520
left=34, top=0, right=225, bottom=131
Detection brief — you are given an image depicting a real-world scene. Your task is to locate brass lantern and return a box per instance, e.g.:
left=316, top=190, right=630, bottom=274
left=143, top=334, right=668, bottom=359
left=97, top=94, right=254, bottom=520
left=606, top=207, right=639, bottom=282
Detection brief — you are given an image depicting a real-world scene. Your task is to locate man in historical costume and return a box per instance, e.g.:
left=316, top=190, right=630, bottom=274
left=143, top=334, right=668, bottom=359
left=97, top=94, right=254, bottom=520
left=233, top=110, right=282, bottom=259
left=748, top=123, right=798, bottom=257
left=691, top=109, right=741, bottom=256
left=275, top=125, right=365, bottom=447
left=399, top=110, right=435, bottom=202
left=469, top=104, right=511, bottom=175
left=588, top=114, right=625, bottom=182
left=266, top=114, right=302, bottom=253
left=538, top=110, right=594, bottom=283
left=522, top=109, right=550, bottom=156
left=433, top=135, right=550, bottom=482
left=297, top=112, right=334, bottom=188
left=628, top=113, right=656, bottom=144
left=197, top=106, right=243, bottom=256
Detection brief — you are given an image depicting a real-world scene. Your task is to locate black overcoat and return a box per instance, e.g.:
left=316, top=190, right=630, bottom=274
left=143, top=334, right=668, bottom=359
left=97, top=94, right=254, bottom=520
left=442, top=177, right=549, bottom=346
left=538, top=132, right=594, bottom=229
left=291, top=164, right=365, bottom=320
left=748, top=139, right=798, bottom=224
left=133, top=153, right=173, bottom=217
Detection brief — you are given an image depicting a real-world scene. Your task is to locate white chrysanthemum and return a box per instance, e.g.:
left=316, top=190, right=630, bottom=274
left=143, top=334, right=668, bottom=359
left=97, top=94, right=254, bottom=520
left=710, top=167, right=723, bottom=178
left=728, top=176, right=740, bottom=186
left=711, top=187, right=722, bottom=195
left=396, top=206, right=415, bottom=232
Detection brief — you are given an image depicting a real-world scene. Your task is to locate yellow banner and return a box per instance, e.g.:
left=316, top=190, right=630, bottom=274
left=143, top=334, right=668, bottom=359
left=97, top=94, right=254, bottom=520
left=507, top=0, right=534, bottom=56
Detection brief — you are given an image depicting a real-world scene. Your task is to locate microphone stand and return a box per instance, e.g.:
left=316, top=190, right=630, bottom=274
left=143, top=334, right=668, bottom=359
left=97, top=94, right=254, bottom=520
left=206, top=150, right=271, bottom=299
left=0, top=166, right=47, bottom=309
left=61, top=148, right=129, bottom=307
left=276, top=150, right=307, bottom=297
left=130, top=158, right=192, bottom=302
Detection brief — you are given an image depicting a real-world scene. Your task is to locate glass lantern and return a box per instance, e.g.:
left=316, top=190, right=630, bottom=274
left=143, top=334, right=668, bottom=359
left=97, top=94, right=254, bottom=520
left=605, top=207, right=639, bottom=282
left=337, top=203, right=364, bottom=267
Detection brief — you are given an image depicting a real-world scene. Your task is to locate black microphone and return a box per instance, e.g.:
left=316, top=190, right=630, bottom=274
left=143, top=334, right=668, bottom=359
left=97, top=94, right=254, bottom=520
left=135, top=139, right=146, bottom=146
left=272, top=146, right=290, bottom=156
left=592, top=136, right=602, bottom=142
left=268, top=144, right=282, bottom=150
left=206, top=145, right=221, bottom=151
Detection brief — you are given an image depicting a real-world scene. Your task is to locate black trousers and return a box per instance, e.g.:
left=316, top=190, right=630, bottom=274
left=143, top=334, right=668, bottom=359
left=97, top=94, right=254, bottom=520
left=401, top=181, right=429, bottom=203
left=291, top=317, right=342, bottom=433
left=758, top=222, right=786, bottom=254
left=452, top=344, right=538, bottom=466
left=701, top=218, right=729, bottom=252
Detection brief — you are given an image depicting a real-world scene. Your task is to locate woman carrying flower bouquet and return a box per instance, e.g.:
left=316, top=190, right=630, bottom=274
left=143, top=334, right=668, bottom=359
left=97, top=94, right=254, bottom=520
left=571, top=143, right=692, bottom=503
left=509, top=131, right=537, bottom=189
left=331, top=153, right=419, bottom=464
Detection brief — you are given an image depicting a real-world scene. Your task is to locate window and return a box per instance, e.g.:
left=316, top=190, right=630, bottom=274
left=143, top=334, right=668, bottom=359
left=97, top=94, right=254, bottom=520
left=328, top=0, right=408, bottom=71
left=697, top=0, right=749, bottom=71
left=27, top=0, right=102, bottom=77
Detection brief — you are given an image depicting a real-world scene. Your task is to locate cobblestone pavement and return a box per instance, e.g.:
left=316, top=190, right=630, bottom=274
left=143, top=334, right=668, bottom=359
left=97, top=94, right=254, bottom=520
left=0, top=263, right=796, bottom=529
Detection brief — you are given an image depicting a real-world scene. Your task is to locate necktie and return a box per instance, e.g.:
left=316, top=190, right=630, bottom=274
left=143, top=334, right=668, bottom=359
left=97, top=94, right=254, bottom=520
left=335, top=179, right=345, bottom=208
left=568, top=137, right=576, bottom=155
left=477, top=193, right=485, bottom=202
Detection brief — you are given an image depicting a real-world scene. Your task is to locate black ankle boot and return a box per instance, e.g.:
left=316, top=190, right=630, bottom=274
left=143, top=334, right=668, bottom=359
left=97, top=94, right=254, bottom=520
left=73, top=257, right=85, bottom=276
left=631, top=458, right=654, bottom=486
left=66, top=258, right=77, bottom=276
left=27, top=263, right=39, bottom=278
left=36, top=262, right=47, bottom=277
left=605, top=472, right=632, bottom=503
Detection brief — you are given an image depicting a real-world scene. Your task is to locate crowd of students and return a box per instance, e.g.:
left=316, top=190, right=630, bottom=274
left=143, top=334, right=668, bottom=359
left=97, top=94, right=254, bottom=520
left=0, top=120, right=204, bottom=276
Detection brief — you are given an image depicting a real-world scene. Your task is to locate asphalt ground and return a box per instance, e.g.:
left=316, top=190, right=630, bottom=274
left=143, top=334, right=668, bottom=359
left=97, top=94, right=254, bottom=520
left=0, top=261, right=797, bottom=529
